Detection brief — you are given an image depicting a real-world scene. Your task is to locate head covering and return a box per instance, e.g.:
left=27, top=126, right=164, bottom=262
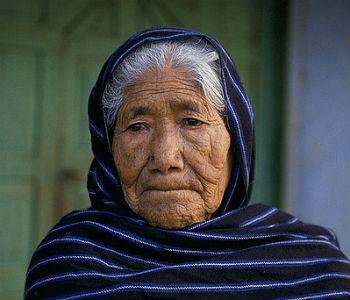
left=87, top=27, right=255, bottom=216
left=25, top=28, right=350, bottom=299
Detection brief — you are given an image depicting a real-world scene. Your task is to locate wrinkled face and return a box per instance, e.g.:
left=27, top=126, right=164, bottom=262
left=112, top=66, right=232, bottom=229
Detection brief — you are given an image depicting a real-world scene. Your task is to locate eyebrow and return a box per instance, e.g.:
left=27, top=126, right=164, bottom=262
left=126, top=106, right=153, bottom=120
left=170, top=100, right=203, bottom=113
left=125, top=99, right=205, bottom=120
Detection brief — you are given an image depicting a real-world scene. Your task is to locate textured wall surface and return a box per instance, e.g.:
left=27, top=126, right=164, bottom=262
left=286, top=0, right=350, bottom=257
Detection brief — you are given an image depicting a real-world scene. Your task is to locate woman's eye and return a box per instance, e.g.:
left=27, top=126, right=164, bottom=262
left=127, top=123, right=146, bottom=132
left=183, top=118, right=202, bottom=127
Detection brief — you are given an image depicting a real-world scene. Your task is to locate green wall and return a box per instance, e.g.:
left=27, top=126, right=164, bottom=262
left=0, top=1, right=287, bottom=298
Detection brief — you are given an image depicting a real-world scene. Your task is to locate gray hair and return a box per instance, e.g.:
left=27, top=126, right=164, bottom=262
left=102, top=40, right=225, bottom=128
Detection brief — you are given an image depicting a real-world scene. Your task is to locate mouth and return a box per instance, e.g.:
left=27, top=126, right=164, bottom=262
left=139, top=177, right=202, bottom=196
left=140, top=189, right=201, bottom=203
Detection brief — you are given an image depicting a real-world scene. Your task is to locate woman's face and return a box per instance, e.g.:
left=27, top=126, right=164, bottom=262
left=112, top=66, right=232, bottom=229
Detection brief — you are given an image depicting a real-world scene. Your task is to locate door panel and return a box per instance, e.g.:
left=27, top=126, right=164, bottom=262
left=0, top=184, right=32, bottom=299
left=0, top=47, right=42, bottom=176
left=0, top=46, right=42, bottom=298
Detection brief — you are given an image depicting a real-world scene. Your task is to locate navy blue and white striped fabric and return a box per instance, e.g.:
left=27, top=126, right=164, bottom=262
left=25, top=27, right=350, bottom=299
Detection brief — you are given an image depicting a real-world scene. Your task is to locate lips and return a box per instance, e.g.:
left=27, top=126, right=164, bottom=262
left=140, top=178, right=202, bottom=195
left=141, top=185, right=192, bottom=196
left=137, top=171, right=204, bottom=197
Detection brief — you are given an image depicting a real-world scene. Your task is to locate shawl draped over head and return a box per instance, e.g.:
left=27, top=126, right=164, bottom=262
left=25, top=27, right=350, bottom=299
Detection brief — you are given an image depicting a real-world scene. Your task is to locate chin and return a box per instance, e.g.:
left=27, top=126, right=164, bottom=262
left=145, top=213, right=206, bottom=229
left=135, top=190, right=210, bottom=229
left=147, top=214, right=205, bottom=229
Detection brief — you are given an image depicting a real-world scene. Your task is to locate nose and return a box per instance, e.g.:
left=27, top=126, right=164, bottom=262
left=147, top=124, right=184, bottom=174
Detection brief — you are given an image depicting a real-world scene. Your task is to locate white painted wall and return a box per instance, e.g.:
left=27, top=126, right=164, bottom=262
left=285, top=0, right=350, bottom=257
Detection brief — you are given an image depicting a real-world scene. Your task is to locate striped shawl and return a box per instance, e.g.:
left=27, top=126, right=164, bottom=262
left=25, top=27, right=350, bottom=300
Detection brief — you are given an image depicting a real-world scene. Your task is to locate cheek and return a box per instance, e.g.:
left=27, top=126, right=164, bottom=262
left=183, top=126, right=231, bottom=179
left=182, top=128, right=211, bottom=160
left=113, top=134, right=149, bottom=186
left=210, top=129, right=231, bottom=167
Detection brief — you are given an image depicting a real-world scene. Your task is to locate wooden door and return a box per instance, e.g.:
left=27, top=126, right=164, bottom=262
left=0, top=44, right=43, bottom=299
left=0, top=1, right=286, bottom=298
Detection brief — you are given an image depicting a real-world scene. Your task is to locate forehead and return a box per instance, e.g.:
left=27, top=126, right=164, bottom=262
left=120, top=67, right=213, bottom=117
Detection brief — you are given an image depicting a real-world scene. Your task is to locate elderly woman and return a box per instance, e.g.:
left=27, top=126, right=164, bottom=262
left=25, top=28, right=350, bottom=299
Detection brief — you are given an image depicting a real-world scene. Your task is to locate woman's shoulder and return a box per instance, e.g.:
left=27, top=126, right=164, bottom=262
left=242, top=203, right=341, bottom=243
left=24, top=208, right=126, bottom=299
